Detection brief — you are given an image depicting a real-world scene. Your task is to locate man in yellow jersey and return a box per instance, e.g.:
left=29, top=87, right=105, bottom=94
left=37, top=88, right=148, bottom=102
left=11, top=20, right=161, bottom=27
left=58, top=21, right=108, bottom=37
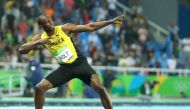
left=18, top=14, right=124, bottom=109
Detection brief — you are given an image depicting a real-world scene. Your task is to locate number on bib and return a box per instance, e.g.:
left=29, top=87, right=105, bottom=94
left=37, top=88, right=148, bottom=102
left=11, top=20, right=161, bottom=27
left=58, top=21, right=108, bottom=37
left=55, top=47, right=73, bottom=63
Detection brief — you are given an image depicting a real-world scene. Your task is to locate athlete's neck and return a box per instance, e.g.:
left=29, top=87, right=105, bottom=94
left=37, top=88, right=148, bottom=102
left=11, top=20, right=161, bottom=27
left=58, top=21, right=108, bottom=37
left=45, top=26, right=55, bottom=36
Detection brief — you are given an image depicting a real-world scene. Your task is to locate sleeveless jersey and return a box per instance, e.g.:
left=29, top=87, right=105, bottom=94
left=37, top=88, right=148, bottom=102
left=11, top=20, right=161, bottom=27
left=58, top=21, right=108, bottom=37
left=41, top=26, right=86, bottom=64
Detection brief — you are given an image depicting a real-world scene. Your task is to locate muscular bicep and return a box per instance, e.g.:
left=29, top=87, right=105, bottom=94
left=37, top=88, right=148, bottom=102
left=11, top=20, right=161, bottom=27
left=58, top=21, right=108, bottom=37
left=72, top=24, right=94, bottom=33
left=18, top=34, right=41, bottom=54
left=31, top=34, right=41, bottom=42
left=62, top=23, right=93, bottom=34
left=30, top=34, right=41, bottom=49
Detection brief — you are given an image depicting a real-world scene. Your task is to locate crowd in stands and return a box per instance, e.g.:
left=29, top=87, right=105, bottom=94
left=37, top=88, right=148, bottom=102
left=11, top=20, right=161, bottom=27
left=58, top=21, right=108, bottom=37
left=0, top=0, right=188, bottom=70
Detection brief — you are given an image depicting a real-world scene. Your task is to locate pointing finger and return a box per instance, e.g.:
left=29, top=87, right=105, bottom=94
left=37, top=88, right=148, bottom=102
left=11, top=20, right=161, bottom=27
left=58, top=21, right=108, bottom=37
left=118, top=15, right=125, bottom=19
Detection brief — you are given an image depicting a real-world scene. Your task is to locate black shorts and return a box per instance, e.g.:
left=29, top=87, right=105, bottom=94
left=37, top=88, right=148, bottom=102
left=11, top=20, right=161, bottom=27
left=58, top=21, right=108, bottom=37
left=45, top=62, right=96, bottom=88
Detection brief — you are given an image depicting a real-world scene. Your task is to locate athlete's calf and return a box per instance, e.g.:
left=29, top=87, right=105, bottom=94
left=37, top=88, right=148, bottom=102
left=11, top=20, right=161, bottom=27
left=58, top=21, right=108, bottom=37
left=90, top=74, right=113, bottom=109
left=35, top=79, right=53, bottom=109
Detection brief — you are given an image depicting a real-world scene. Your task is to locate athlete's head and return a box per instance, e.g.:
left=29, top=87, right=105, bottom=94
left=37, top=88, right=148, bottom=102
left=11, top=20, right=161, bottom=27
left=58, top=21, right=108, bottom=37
left=37, top=14, right=54, bottom=32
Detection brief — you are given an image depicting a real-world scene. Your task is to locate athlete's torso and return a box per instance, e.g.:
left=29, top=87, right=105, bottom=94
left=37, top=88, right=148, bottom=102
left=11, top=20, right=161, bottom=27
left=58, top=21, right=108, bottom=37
left=40, top=26, right=86, bottom=65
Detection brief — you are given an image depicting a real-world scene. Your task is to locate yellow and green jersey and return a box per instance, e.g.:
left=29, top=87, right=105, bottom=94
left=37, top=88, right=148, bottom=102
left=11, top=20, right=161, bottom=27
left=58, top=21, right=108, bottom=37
left=41, top=26, right=85, bottom=64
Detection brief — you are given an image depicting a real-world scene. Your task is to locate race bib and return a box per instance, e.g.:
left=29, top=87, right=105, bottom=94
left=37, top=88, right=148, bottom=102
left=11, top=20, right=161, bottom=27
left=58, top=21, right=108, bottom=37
left=54, top=46, right=73, bottom=63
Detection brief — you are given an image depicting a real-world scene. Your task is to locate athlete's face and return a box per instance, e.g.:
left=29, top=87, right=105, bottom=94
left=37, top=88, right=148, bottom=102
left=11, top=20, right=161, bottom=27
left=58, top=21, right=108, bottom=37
left=38, top=15, right=54, bottom=32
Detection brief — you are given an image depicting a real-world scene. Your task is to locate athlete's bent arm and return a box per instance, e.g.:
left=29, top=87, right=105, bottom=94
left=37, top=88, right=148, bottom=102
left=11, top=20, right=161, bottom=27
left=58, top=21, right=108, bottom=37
left=18, top=35, right=48, bottom=54
left=62, top=15, right=124, bottom=33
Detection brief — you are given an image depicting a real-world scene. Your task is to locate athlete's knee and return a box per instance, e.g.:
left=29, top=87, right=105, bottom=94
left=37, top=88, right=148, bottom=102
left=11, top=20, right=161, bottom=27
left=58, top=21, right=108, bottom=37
left=90, top=75, right=105, bottom=93
left=35, top=79, right=53, bottom=93
left=35, top=85, right=41, bottom=92
left=35, top=84, right=45, bottom=93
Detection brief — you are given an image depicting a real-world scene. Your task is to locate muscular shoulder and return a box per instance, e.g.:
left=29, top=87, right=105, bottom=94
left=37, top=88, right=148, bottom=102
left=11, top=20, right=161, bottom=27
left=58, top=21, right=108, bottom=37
left=61, top=23, right=77, bottom=34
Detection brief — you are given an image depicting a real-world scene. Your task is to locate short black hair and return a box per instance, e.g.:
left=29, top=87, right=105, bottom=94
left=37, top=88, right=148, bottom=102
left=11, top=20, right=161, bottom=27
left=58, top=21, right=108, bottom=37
left=37, top=14, right=48, bottom=26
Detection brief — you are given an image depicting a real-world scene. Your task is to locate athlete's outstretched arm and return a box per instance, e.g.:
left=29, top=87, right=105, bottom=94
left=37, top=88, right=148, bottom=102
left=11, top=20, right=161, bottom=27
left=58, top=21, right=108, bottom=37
left=62, top=15, right=124, bottom=33
left=18, top=35, right=49, bottom=54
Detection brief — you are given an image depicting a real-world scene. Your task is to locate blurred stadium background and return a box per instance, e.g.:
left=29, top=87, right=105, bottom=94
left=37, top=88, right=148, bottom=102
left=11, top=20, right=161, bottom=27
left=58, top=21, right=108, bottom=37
left=0, top=0, right=190, bottom=109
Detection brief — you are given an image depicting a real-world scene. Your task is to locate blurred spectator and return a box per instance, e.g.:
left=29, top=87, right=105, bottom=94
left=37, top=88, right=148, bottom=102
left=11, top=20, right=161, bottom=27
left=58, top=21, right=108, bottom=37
left=0, top=39, right=5, bottom=61
left=88, top=32, right=103, bottom=50
left=172, top=34, right=180, bottom=58
left=77, top=32, right=89, bottom=56
left=83, top=9, right=90, bottom=24
left=168, top=21, right=179, bottom=36
left=163, top=34, right=175, bottom=59
left=167, top=55, right=177, bottom=69
left=11, top=2, right=20, bottom=26
left=149, top=57, right=160, bottom=68
left=18, top=13, right=28, bottom=41
left=92, top=3, right=108, bottom=21
left=132, top=15, right=147, bottom=31
left=84, top=84, right=99, bottom=98
left=118, top=50, right=136, bottom=67
left=44, top=4, right=55, bottom=17
left=54, top=84, right=68, bottom=98
left=104, top=41, right=118, bottom=66
left=107, top=0, right=117, bottom=18
left=54, top=0, right=64, bottom=19
left=88, top=42, right=97, bottom=58
left=103, top=69, right=115, bottom=93
left=159, top=54, right=168, bottom=68
left=9, top=47, right=18, bottom=69
left=4, top=10, right=16, bottom=34
left=138, top=28, right=148, bottom=44
left=119, top=19, right=138, bottom=45
left=92, top=50, right=105, bottom=65
left=24, top=51, right=44, bottom=96
left=5, top=29, right=14, bottom=44
left=41, top=48, right=52, bottom=63
left=20, top=0, right=34, bottom=19
left=118, top=53, right=128, bottom=67
left=30, top=55, right=44, bottom=88
left=0, top=0, right=4, bottom=25
left=64, top=0, right=74, bottom=13
left=126, top=51, right=136, bottom=66
left=3, top=42, right=13, bottom=63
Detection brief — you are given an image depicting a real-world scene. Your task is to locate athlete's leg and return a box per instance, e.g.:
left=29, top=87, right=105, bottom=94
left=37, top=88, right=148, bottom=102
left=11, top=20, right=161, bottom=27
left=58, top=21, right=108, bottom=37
left=73, top=62, right=113, bottom=109
left=90, top=74, right=113, bottom=109
left=35, top=65, right=73, bottom=109
left=35, top=79, right=53, bottom=109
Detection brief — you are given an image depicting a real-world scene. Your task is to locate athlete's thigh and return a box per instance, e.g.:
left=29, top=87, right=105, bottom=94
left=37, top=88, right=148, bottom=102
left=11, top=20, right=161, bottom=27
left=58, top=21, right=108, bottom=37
left=45, top=66, right=74, bottom=88
left=73, top=62, right=96, bottom=85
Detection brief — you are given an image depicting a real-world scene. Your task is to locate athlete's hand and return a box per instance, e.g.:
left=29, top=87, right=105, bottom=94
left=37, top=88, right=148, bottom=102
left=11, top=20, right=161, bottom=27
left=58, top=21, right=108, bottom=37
left=111, top=15, right=125, bottom=24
